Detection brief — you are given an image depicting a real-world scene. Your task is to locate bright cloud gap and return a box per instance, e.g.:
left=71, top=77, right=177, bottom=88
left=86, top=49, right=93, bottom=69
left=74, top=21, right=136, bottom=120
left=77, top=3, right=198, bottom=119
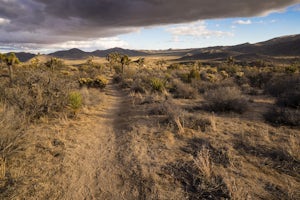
left=166, top=21, right=234, bottom=39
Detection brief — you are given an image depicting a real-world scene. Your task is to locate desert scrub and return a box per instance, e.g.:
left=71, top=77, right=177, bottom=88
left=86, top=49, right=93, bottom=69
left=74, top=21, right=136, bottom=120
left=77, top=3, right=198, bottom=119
left=0, top=69, right=72, bottom=120
left=204, top=86, right=249, bottom=113
left=150, top=78, right=165, bottom=92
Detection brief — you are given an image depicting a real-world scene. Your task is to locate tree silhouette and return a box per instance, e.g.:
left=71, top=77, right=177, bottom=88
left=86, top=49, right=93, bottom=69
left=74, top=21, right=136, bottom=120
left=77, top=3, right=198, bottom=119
left=106, top=52, right=130, bottom=73
left=106, top=52, right=121, bottom=72
left=120, top=55, right=130, bottom=73
left=0, top=53, right=20, bottom=83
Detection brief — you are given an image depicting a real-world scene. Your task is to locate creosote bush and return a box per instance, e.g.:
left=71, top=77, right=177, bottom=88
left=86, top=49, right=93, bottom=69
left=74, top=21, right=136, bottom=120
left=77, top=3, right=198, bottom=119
left=204, top=86, right=249, bottom=113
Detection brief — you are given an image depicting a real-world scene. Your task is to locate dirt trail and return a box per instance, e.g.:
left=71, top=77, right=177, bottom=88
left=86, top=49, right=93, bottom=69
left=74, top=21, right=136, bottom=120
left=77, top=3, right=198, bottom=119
left=48, top=81, right=139, bottom=199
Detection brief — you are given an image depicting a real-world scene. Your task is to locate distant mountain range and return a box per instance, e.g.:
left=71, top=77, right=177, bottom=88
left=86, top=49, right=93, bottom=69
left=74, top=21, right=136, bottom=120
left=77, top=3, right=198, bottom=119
left=48, top=47, right=148, bottom=60
left=9, top=34, right=300, bottom=62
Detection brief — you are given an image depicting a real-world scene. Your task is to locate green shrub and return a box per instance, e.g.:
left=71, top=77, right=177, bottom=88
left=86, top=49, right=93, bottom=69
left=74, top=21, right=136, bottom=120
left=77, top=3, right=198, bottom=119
left=68, top=92, right=82, bottom=111
left=150, top=78, right=165, bottom=92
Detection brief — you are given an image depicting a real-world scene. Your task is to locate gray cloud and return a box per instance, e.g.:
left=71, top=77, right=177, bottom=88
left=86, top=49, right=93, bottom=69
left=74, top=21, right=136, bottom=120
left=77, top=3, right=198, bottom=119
left=0, top=0, right=299, bottom=46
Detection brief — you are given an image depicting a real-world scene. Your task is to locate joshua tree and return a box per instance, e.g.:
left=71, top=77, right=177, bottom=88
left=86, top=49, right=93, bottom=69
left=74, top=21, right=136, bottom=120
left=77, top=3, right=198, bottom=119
left=194, top=60, right=202, bottom=70
left=86, top=56, right=94, bottom=66
left=135, top=57, right=145, bottom=67
left=106, top=52, right=121, bottom=72
left=226, top=56, right=235, bottom=66
left=0, top=53, right=4, bottom=67
left=0, top=53, right=20, bottom=83
left=45, top=57, right=64, bottom=71
left=31, top=57, right=40, bottom=68
left=120, top=54, right=130, bottom=73
left=106, top=52, right=130, bottom=73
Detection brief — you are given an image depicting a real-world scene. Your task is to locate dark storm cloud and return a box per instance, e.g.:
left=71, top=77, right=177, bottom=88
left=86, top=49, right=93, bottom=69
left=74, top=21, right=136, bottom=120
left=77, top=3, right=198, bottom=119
left=0, top=0, right=299, bottom=44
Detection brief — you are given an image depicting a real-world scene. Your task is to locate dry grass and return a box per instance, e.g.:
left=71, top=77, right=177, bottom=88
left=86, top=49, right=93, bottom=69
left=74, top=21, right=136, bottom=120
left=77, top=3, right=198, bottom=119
left=193, top=147, right=212, bottom=178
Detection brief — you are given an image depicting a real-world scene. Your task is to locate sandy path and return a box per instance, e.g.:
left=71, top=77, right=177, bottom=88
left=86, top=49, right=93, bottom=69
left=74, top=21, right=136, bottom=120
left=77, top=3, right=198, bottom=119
left=53, top=81, right=138, bottom=199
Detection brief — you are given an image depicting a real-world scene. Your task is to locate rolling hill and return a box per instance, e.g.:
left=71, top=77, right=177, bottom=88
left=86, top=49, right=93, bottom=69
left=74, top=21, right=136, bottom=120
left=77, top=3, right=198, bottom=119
left=14, top=52, right=36, bottom=62
left=48, top=47, right=149, bottom=60
left=179, top=34, right=300, bottom=61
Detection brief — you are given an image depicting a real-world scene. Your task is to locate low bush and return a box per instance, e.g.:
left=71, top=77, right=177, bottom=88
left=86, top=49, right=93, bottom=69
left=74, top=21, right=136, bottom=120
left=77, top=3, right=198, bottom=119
left=169, top=80, right=197, bottom=99
left=265, top=75, right=298, bottom=97
left=265, top=75, right=299, bottom=108
left=204, top=86, right=249, bottom=113
left=184, top=115, right=212, bottom=132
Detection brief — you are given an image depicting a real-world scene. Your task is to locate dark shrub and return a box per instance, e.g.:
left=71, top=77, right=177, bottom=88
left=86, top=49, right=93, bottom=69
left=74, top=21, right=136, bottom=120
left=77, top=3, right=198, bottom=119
left=265, top=75, right=299, bottom=97
left=204, top=86, right=249, bottom=113
left=245, top=71, right=273, bottom=88
left=265, top=107, right=300, bottom=126
left=169, top=80, right=197, bottom=99
left=265, top=75, right=300, bottom=108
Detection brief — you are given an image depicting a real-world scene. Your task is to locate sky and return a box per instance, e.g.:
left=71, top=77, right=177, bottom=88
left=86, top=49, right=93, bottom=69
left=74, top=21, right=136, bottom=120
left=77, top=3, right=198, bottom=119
left=0, top=0, right=300, bottom=53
